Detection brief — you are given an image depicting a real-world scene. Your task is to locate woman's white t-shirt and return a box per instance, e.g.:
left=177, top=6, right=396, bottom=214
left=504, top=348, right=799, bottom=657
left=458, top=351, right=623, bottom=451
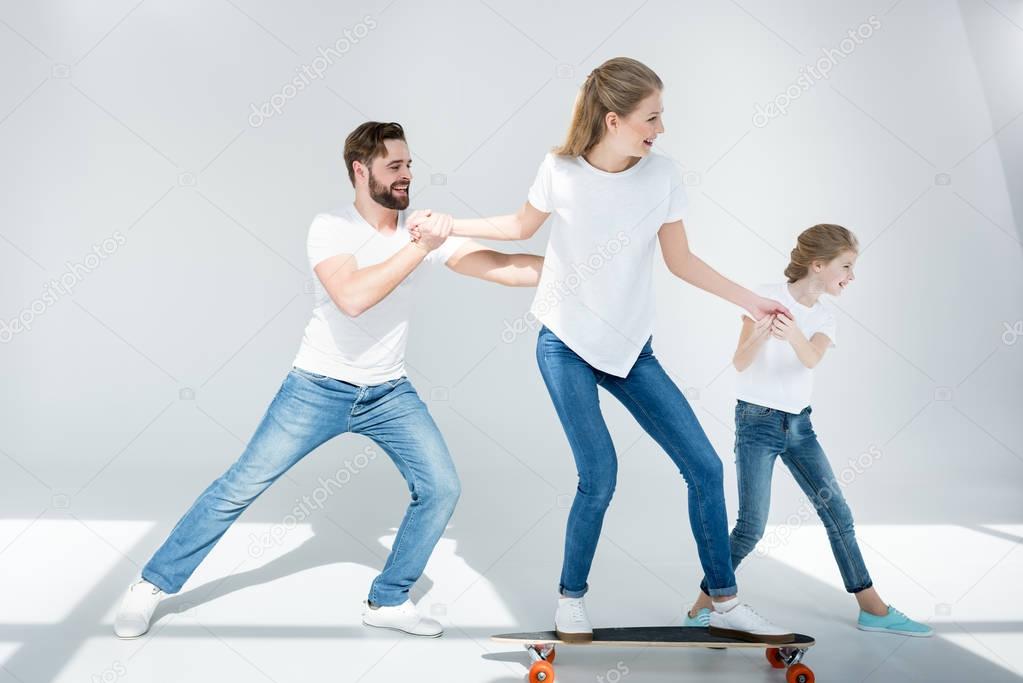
left=734, top=282, right=838, bottom=414
left=292, top=204, right=466, bottom=385
left=527, top=151, right=689, bottom=377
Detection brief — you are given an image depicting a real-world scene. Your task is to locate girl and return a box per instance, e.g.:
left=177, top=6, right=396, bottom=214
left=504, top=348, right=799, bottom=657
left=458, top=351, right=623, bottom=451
left=414, top=57, right=796, bottom=644
left=683, top=224, right=932, bottom=637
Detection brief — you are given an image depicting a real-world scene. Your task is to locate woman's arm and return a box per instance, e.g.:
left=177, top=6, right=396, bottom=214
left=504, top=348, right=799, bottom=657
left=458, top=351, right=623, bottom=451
left=733, top=314, right=774, bottom=371
left=658, top=220, right=792, bottom=319
left=444, top=240, right=544, bottom=286
left=449, top=202, right=550, bottom=241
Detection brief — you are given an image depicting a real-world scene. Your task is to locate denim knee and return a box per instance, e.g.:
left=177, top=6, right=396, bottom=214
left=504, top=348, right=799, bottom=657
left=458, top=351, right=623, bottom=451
left=579, top=472, right=616, bottom=507
left=418, top=471, right=461, bottom=509
left=731, top=515, right=766, bottom=548
left=688, top=455, right=723, bottom=489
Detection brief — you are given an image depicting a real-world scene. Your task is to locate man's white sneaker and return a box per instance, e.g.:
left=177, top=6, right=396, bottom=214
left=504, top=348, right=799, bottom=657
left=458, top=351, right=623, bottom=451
left=554, top=597, right=593, bottom=643
left=708, top=603, right=795, bottom=644
left=114, top=579, right=164, bottom=639
left=362, top=600, right=443, bottom=637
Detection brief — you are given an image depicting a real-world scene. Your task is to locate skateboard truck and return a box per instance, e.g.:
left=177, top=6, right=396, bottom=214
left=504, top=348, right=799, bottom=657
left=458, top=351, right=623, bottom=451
left=525, top=644, right=556, bottom=682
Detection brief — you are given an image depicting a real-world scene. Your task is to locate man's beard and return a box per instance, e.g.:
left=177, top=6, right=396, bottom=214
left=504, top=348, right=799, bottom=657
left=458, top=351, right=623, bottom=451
left=368, top=171, right=410, bottom=210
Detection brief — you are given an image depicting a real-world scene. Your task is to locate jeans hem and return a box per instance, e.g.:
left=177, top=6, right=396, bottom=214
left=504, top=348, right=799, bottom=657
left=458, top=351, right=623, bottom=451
left=705, top=585, right=738, bottom=598
left=140, top=569, right=176, bottom=595
left=848, top=581, right=874, bottom=594
left=367, top=595, right=408, bottom=608
left=559, top=584, right=588, bottom=599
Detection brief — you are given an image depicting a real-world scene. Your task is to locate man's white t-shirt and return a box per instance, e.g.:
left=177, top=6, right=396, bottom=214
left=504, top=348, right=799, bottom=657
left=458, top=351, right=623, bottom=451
left=292, top=204, right=466, bottom=385
left=527, top=151, right=689, bottom=377
left=734, top=282, right=838, bottom=414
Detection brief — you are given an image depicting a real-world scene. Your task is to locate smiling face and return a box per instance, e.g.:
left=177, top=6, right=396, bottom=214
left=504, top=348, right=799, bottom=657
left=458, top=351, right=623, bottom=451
left=607, top=89, right=664, bottom=157
left=817, top=249, right=858, bottom=296
left=361, top=138, right=412, bottom=210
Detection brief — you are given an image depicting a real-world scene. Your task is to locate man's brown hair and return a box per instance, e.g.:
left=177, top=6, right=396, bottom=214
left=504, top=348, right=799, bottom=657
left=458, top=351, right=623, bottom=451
left=343, top=121, right=406, bottom=186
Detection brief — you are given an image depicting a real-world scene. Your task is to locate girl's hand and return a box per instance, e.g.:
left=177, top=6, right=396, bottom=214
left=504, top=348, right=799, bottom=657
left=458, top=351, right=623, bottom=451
left=771, top=313, right=802, bottom=342
left=748, top=295, right=792, bottom=321
left=751, top=313, right=775, bottom=340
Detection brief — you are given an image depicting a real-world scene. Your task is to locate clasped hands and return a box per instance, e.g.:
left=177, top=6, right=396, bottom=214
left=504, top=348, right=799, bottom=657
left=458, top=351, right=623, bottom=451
left=406, top=209, right=453, bottom=252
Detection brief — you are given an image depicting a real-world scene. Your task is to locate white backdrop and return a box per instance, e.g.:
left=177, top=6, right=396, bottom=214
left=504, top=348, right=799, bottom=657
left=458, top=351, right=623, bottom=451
left=1, top=1, right=1021, bottom=682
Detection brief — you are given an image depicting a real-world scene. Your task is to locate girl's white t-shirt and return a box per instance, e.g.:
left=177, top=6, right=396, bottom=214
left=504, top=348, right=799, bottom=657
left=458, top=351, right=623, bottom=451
left=292, top=204, right=466, bottom=385
left=734, top=282, right=838, bottom=414
left=527, top=151, right=689, bottom=377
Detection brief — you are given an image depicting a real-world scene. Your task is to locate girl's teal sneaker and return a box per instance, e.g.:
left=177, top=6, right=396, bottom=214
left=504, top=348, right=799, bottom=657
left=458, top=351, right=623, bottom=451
left=857, top=606, right=933, bottom=637
left=683, top=607, right=711, bottom=627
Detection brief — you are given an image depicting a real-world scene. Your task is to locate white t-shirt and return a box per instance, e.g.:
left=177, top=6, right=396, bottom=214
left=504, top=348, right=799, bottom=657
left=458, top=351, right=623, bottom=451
left=292, top=204, right=467, bottom=385
left=734, top=282, right=838, bottom=414
left=527, top=152, right=688, bottom=377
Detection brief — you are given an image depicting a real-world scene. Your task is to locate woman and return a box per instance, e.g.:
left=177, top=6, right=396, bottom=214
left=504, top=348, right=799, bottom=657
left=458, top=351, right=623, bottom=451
left=413, top=57, right=793, bottom=644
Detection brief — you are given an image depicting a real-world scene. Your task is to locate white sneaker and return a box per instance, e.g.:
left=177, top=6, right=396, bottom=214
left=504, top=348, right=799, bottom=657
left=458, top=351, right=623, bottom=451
left=708, top=603, right=795, bottom=644
left=554, top=596, right=593, bottom=643
left=362, top=600, right=443, bottom=637
left=114, top=579, right=164, bottom=639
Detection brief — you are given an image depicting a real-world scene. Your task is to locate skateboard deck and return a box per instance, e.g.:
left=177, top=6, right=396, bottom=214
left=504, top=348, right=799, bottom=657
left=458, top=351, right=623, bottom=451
left=492, top=627, right=816, bottom=683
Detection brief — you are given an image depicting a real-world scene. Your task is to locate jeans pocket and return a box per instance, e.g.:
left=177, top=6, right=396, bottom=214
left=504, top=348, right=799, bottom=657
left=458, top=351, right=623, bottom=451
left=293, top=366, right=331, bottom=382
left=739, top=401, right=773, bottom=418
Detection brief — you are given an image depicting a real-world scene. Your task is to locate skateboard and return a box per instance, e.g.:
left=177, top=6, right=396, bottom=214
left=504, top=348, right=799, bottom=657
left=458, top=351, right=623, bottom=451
left=492, top=626, right=816, bottom=683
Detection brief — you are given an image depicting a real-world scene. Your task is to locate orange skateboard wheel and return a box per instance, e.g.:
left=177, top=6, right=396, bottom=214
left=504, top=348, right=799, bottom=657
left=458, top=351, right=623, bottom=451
left=765, top=647, right=786, bottom=669
left=786, top=663, right=814, bottom=683
left=529, top=660, right=555, bottom=682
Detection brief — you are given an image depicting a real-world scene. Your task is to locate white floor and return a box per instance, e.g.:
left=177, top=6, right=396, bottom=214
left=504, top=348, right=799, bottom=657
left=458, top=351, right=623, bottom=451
left=2, top=481, right=1021, bottom=683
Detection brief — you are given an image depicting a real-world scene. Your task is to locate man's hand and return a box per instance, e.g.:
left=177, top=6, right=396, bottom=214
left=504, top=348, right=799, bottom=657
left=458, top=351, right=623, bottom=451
left=411, top=211, right=453, bottom=251
left=406, top=209, right=432, bottom=237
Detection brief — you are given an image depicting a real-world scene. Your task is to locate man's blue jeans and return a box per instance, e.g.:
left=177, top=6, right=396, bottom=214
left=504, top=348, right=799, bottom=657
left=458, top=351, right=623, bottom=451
left=536, top=326, right=738, bottom=598
left=142, top=367, right=460, bottom=606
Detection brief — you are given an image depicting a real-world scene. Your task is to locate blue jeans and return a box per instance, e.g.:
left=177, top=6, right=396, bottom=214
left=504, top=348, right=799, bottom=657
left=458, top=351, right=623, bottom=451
left=142, top=367, right=460, bottom=606
left=536, top=326, right=737, bottom=598
left=700, top=400, right=872, bottom=594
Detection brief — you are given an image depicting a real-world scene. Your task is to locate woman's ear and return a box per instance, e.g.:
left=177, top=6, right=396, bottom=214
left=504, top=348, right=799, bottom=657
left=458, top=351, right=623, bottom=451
left=604, top=110, right=619, bottom=133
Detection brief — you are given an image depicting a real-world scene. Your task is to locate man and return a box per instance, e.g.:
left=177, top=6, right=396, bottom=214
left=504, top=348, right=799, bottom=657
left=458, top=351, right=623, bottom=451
left=114, top=121, right=543, bottom=639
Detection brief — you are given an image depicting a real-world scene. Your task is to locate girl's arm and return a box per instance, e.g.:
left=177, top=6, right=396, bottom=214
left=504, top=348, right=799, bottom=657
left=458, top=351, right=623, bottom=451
left=733, top=314, right=774, bottom=371
left=772, top=315, right=832, bottom=369
left=450, top=202, right=550, bottom=241
left=657, top=220, right=793, bottom=319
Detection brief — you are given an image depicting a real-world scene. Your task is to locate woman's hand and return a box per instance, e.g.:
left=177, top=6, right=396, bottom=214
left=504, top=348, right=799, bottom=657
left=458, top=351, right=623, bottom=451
left=747, top=295, right=792, bottom=321
left=407, top=209, right=431, bottom=242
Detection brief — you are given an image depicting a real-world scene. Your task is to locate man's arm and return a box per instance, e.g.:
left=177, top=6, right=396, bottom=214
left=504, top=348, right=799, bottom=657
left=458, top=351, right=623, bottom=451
left=444, top=240, right=543, bottom=286
left=314, top=243, right=431, bottom=317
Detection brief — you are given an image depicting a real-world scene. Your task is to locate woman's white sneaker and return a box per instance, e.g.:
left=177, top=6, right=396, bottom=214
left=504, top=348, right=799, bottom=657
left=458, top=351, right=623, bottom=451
left=361, top=600, right=443, bottom=637
left=708, top=603, right=795, bottom=644
left=554, top=597, right=593, bottom=643
left=114, top=579, right=164, bottom=639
